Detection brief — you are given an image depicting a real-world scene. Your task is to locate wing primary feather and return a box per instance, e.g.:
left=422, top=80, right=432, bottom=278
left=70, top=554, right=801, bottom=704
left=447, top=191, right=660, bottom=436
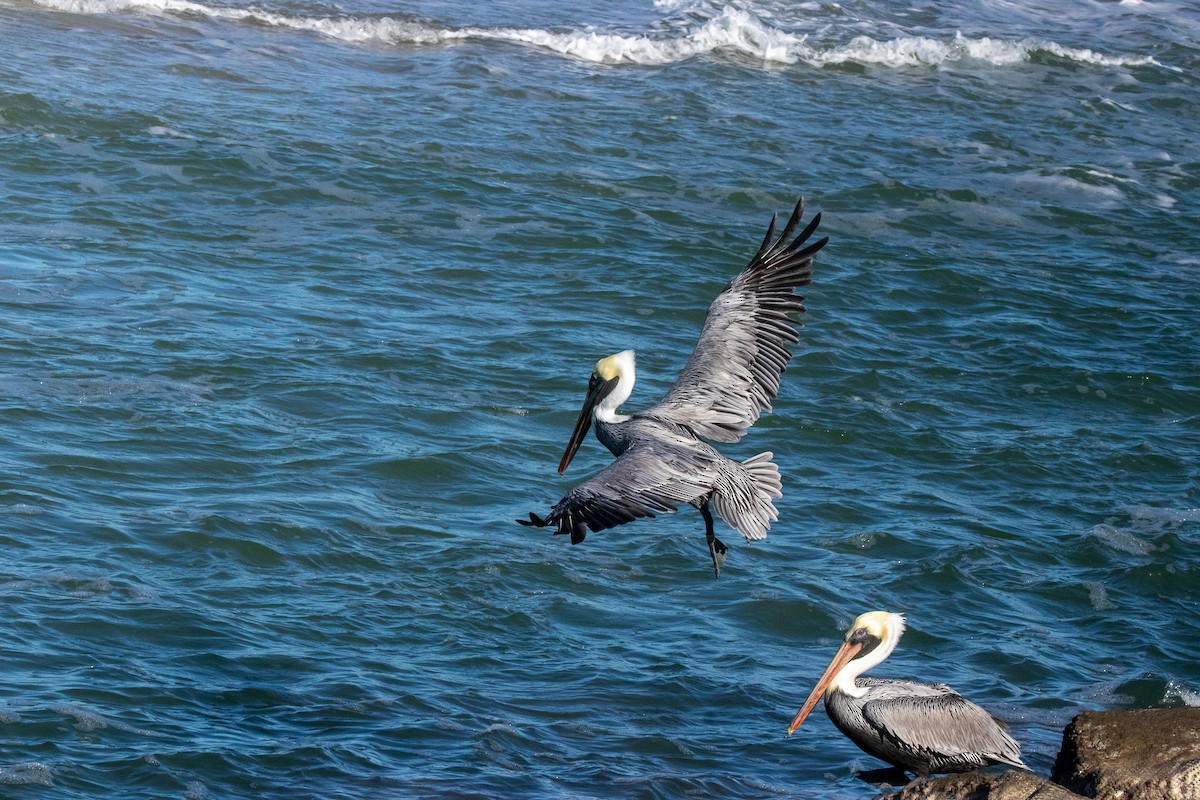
left=790, top=236, right=829, bottom=262
left=784, top=212, right=823, bottom=254
left=755, top=212, right=780, bottom=260
left=770, top=198, right=807, bottom=253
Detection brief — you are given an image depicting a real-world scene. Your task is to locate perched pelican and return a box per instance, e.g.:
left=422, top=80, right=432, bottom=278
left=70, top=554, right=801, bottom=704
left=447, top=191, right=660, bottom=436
left=519, top=199, right=826, bottom=577
left=787, top=612, right=1028, bottom=778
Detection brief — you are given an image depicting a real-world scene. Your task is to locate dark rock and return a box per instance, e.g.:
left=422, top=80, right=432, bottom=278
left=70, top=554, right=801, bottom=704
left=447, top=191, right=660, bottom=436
left=1051, top=708, right=1200, bottom=799
left=887, top=770, right=1085, bottom=800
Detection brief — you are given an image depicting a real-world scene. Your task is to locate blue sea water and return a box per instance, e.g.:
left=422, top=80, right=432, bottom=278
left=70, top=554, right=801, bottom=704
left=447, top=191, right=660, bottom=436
left=1, top=0, right=1198, bottom=796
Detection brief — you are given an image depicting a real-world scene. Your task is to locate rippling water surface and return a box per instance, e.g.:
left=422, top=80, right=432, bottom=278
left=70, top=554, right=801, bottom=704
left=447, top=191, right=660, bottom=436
left=1, top=0, right=1198, bottom=796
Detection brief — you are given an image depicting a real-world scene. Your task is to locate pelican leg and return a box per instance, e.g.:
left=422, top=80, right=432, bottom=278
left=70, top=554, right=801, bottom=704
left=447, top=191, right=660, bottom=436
left=699, top=498, right=727, bottom=579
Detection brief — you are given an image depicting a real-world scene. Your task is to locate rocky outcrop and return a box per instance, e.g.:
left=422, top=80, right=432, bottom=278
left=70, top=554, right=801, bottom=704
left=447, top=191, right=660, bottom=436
left=1050, top=708, right=1200, bottom=800
left=880, top=708, right=1200, bottom=800
left=889, top=770, right=1085, bottom=799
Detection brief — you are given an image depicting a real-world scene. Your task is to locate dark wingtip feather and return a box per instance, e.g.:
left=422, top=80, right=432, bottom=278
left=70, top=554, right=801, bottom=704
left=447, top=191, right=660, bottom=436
left=773, top=198, right=806, bottom=248
left=796, top=235, right=829, bottom=260
left=755, top=212, right=779, bottom=260
left=785, top=212, right=822, bottom=254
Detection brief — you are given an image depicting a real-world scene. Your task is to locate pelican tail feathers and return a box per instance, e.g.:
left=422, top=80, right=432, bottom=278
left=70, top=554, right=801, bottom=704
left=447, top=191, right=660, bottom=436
left=711, top=451, right=781, bottom=542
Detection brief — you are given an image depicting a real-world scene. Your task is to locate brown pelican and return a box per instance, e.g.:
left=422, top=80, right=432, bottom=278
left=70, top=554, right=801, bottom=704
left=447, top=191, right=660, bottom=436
left=519, top=199, right=826, bottom=577
left=787, top=611, right=1028, bottom=778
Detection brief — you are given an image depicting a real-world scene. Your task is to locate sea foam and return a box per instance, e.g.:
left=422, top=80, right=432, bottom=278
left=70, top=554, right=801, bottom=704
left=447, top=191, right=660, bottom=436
left=0, top=763, right=54, bottom=786
left=27, top=0, right=1166, bottom=70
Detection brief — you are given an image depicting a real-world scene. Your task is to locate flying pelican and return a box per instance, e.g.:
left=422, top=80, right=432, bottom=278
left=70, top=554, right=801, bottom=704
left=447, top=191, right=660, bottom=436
left=787, top=611, right=1028, bottom=778
left=518, top=199, right=826, bottom=577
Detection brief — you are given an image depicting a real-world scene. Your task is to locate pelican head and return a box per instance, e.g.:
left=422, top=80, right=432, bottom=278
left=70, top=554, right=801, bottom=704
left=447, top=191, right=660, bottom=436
left=787, top=611, right=907, bottom=735
left=557, top=350, right=636, bottom=475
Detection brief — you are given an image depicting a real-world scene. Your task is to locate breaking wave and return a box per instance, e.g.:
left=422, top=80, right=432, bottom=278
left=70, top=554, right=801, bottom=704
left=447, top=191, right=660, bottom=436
left=23, top=0, right=1167, bottom=69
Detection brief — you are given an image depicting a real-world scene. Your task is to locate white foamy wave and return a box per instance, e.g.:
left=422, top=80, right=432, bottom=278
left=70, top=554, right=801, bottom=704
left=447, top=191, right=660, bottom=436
left=1165, top=681, right=1200, bottom=707
left=481, top=9, right=799, bottom=65
left=807, top=32, right=1163, bottom=68
left=26, top=0, right=1166, bottom=70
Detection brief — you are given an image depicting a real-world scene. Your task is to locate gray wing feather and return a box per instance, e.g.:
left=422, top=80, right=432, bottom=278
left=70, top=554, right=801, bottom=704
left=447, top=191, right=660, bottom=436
left=538, top=444, right=720, bottom=542
left=647, top=199, right=827, bottom=443
left=861, top=686, right=1027, bottom=771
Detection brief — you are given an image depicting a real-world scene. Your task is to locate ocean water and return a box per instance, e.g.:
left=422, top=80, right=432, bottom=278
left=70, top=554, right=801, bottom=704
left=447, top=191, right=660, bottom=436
left=1, top=0, right=1198, bottom=796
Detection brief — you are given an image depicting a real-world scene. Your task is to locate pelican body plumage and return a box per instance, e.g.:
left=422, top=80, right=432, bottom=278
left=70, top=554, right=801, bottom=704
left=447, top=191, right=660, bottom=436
left=788, top=612, right=1028, bottom=778
left=519, top=199, right=826, bottom=577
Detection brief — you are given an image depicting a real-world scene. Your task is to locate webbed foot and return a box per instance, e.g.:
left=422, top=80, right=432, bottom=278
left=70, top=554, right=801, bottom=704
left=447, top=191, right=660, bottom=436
left=707, top=535, right=728, bottom=579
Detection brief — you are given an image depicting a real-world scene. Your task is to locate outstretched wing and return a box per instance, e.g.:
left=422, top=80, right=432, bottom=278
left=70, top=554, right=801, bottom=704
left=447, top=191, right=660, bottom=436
left=519, top=443, right=719, bottom=544
left=646, top=199, right=826, bottom=443
left=861, top=686, right=1027, bottom=771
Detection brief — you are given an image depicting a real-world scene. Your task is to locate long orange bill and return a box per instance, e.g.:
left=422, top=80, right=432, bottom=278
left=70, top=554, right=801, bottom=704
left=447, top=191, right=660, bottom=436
left=787, top=640, right=863, bottom=736
left=558, top=374, right=618, bottom=475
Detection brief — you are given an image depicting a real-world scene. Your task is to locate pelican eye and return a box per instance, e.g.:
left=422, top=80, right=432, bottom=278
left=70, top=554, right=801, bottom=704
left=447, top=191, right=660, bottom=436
left=586, top=371, right=620, bottom=398
left=848, top=627, right=880, bottom=649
